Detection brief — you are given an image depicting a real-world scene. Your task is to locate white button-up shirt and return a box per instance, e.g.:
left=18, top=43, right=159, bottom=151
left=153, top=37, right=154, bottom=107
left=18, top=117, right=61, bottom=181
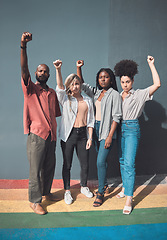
left=56, top=86, right=94, bottom=142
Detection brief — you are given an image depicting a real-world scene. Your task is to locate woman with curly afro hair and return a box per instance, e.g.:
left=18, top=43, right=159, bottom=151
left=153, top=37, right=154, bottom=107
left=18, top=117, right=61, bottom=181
left=77, top=60, right=122, bottom=207
left=114, top=56, right=161, bottom=214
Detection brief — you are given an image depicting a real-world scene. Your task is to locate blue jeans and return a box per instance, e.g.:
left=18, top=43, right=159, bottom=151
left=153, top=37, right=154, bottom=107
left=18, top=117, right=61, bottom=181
left=94, top=121, right=114, bottom=194
left=119, top=120, right=140, bottom=196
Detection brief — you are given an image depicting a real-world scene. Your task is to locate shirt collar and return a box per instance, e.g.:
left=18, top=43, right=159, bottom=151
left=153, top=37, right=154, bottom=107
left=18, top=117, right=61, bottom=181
left=35, top=82, right=50, bottom=91
left=120, top=88, right=135, bottom=96
left=97, top=87, right=114, bottom=97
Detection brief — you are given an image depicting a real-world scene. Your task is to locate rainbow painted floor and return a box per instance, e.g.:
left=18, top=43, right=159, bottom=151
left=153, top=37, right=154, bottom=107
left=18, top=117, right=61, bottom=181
left=0, top=175, right=167, bottom=239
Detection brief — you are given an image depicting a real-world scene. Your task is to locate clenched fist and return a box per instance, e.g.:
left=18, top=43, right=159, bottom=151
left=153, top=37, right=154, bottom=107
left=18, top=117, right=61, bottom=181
left=21, top=32, right=32, bottom=43
left=53, top=59, right=62, bottom=69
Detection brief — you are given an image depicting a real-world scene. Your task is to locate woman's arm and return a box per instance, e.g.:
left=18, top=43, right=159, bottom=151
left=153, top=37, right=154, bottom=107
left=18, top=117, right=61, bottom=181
left=104, top=121, right=118, bottom=149
left=86, top=127, right=93, bottom=150
left=147, top=56, right=161, bottom=96
left=53, top=60, right=65, bottom=90
left=76, top=60, right=84, bottom=83
left=76, top=60, right=95, bottom=98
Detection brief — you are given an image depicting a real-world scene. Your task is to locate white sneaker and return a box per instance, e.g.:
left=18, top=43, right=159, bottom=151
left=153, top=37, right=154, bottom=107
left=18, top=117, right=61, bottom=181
left=81, top=187, right=93, bottom=198
left=64, top=191, right=73, bottom=205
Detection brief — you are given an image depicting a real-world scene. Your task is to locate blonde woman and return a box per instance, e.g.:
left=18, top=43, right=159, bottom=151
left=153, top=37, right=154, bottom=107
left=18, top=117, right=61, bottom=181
left=53, top=60, right=94, bottom=205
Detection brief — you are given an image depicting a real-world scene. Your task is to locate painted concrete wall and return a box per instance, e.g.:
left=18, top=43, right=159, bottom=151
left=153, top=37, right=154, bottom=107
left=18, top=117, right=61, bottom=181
left=0, top=0, right=166, bottom=180
left=108, top=0, right=167, bottom=175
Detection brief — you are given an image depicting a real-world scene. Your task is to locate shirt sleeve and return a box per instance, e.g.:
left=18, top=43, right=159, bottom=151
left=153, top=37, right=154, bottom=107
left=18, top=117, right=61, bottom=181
left=112, top=92, right=122, bottom=123
left=82, top=83, right=95, bottom=98
left=87, top=98, right=95, bottom=128
left=21, top=76, right=34, bottom=96
left=56, top=85, right=67, bottom=106
left=136, top=87, right=153, bottom=104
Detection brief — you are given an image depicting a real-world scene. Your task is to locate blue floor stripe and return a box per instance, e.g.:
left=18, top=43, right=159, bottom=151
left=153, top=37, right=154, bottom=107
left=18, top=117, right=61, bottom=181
left=1, top=223, right=167, bottom=240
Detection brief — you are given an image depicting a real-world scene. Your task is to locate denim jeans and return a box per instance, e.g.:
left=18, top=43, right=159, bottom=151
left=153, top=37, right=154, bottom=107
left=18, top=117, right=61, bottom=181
left=119, top=120, right=140, bottom=196
left=61, top=127, right=88, bottom=190
left=94, top=121, right=114, bottom=194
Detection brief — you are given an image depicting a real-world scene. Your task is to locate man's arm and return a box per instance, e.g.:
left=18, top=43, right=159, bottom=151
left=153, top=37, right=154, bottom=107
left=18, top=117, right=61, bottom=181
left=20, top=32, right=32, bottom=85
left=76, top=60, right=84, bottom=83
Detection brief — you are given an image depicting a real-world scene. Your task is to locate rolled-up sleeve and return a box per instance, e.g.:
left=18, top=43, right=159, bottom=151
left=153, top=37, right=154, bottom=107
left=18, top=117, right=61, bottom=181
left=112, top=92, right=122, bottom=123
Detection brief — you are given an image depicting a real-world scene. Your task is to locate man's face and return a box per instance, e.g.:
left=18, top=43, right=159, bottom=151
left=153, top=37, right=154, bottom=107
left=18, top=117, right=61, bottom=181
left=35, top=64, right=50, bottom=83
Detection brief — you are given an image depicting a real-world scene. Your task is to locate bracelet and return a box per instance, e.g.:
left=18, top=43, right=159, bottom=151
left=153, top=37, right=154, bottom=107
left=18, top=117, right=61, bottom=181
left=89, top=138, right=92, bottom=141
left=20, top=45, right=26, bottom=49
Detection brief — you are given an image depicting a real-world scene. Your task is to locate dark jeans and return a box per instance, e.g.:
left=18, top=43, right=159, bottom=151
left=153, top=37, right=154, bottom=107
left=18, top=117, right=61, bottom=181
left=27, top=133, right=56, bottom=203
left=61, top=126, right=89, bottom=190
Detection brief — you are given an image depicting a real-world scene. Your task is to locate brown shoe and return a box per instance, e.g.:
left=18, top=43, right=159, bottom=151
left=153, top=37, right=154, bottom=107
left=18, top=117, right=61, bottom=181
left=43, top=193, right=61, bottom=201
left=30, top=202, right=47, bottom=215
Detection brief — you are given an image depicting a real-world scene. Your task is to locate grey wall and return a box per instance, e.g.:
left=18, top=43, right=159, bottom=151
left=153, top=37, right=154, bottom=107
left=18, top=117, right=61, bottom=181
left=0, top=0, right=110, bottom=179
left=109, top=0, right=167, bottom=175
left=0, top=0, right=166, bottom=180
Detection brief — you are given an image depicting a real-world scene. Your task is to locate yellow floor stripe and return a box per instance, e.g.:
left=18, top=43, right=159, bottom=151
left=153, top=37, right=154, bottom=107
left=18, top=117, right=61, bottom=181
left=0, top=185, right=167, bottom=213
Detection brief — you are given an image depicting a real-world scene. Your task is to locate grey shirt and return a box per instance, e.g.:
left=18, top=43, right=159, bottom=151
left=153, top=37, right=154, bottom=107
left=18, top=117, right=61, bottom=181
left=82, top=83, right=122, bottom=140
left=121, top=87, right=153, bottom=120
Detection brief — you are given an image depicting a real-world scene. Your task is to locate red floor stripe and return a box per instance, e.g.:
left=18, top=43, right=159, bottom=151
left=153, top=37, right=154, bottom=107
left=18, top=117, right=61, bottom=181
left=0, top=179, right=98, bottom=189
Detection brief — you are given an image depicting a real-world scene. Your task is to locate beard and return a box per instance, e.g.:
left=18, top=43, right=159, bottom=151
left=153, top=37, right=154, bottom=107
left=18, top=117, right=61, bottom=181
left=36, top=74, right=49, bottom=84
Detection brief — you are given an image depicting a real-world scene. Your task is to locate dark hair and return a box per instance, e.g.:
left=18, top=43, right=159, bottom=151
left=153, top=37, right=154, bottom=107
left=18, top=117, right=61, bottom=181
left=114, top=60, right=138, bottom=80
left=95, top=68, right=118, bottom=91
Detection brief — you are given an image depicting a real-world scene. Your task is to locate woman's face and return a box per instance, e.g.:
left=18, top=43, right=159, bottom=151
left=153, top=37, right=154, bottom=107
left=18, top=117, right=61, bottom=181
left=70, top=79, right=81, bottom=95
left=98, top=71, right=111, bottom=90
left=120, top=76, right=134, bottom=93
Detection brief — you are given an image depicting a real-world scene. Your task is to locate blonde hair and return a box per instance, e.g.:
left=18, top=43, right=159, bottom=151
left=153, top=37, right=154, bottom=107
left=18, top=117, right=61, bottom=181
left=65, top=73, right=82, bottom=110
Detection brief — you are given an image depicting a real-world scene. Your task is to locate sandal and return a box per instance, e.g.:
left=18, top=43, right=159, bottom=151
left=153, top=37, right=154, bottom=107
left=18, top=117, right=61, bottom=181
left=104, top=185, right=110, bottom=194
left=94, top=185, right=109, bottom=195
left=93, top=192, right=103, bottom=207
left=116, top=191, right=125, bottom=199
left=123, top=198, right=133, bottom=215
left=123, top=205, right=132, bottom=215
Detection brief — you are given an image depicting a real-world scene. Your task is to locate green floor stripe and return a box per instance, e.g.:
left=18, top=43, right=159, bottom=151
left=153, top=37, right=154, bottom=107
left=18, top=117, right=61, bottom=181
left=0, top=207, right=167, bottom=229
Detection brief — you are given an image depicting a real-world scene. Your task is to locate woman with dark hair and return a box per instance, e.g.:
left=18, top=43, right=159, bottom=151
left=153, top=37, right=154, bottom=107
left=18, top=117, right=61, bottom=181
left=77, top=60, right=122, bottom=207
left=114, top=56, right=161, bottom=214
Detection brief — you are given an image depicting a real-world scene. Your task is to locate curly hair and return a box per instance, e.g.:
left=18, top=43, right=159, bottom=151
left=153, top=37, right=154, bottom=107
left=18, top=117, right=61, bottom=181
left=114, top=60, right=138, bottom=80
left=95, top=68, right=118, bottom=91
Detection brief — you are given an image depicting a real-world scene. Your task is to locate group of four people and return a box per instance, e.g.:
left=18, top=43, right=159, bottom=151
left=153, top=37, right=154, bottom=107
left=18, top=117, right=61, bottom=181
left=20, top=32, right=161, bottom=215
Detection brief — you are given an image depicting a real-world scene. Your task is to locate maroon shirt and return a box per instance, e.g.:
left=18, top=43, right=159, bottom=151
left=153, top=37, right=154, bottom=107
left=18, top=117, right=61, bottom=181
left=22, top=76, right=61, bottom=141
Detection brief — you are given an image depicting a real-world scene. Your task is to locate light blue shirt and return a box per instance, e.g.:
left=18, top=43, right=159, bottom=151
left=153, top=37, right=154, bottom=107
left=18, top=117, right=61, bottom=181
left=56, top=86, right=94, bottom=142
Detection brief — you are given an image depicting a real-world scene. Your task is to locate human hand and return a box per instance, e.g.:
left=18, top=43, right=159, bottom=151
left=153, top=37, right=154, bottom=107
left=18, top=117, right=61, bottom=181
left=104, top=136, right=112, bottom=149
left=21, top=32, right=32, bottom=43
left=76, top=60, right=84, bottom=68
left=86, top=138, right=92, bottom=150
left=53, top=59, right=62, bottom=69
left=147, top=55, right=154, bottom=65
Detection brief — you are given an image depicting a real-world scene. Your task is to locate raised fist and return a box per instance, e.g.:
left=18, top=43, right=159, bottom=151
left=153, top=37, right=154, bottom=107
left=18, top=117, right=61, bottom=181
left=76, top=60, right=84, bottom=68
left=21, top=32, right=32, bottom=43
left=147, top=55, right=154, bottom=64
left=53, top=59, right=62, bottom=69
